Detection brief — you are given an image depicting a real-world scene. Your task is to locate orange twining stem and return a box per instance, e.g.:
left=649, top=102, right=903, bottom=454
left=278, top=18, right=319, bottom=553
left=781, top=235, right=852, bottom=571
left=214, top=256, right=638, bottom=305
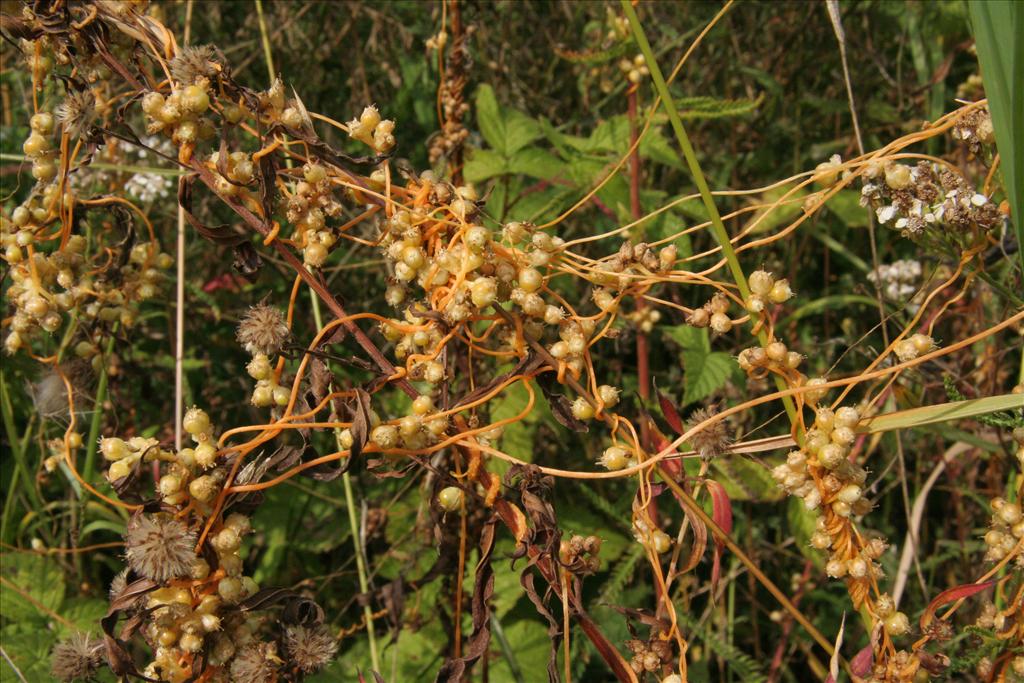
left=55, top=369, right=141, bottom=511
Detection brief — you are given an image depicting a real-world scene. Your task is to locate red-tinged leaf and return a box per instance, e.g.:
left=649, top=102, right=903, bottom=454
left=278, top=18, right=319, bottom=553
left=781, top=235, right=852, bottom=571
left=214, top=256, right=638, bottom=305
left=707, top=480, right=733, bottom=535
left=706, top=480, right=732, bottom=592
left=660, top=455, right=683, bottom=480
left=657, top=386, right=684, bottom=435
left=920, top=580, right=994, bottom=629
left=851, top=643, right=874, bottom=676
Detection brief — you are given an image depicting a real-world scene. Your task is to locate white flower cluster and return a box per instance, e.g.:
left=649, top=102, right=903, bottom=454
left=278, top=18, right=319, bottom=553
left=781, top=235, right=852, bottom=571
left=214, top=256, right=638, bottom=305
left=866, top=259, right=921, bottom=302
left=125, top=171, right=173, bottom=203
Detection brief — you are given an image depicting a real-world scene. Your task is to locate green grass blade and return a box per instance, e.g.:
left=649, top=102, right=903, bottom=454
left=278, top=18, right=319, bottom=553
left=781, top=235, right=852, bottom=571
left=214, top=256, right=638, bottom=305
left=969, top=0, right=1024, bottom=274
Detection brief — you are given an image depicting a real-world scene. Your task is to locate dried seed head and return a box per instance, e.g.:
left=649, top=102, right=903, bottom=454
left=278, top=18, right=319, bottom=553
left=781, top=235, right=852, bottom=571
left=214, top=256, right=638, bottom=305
left=124, top=513, right=197, bottom=582
left=284, top=624, right=338, bottom=673
left=229, top=642, right=281, bottom=683
left=170, top=45, right=221, bottom=85
left=237, top=304, right=290, bottom=356
left=686, top=407, right=732, bottom=460
left=51, top=632, right=105, bottom=682
left=55, top=89, right=96, bottom=139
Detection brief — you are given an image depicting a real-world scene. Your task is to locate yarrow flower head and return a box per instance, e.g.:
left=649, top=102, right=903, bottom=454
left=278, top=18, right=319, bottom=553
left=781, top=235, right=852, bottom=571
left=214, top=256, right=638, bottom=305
left=124, top=513, right=197, bottom=582
left=284, top=624, right=338, bottom=673
left=237, top=304, right=290, bottom=356
left=51, top=632, right=105, bottom=682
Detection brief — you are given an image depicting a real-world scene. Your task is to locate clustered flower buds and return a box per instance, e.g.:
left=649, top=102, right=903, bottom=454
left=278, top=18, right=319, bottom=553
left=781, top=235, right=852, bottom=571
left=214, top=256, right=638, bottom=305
left=625, top=636, right=673, bottom=674
left=347, top=105, right=396, bottom=154
left=3, top=201, right=170, bottom=356
left=98, top=405, right=335, bottom=681
left=866, top=259, right=922, bottom=304
left=237, top=305, right=293, bottom=407
left=633, top=517, right=672, bottom=554
left=559, top=534, right=602, bottom=575
left=286, top=162, right=345, bottom=267
left=983, top=496, right=1023, bottom=565
left=618, top=53, right=650, bottom=84
left=893, top=333, right=936, bottom=363
left=746, top=269, right=794, bottom=314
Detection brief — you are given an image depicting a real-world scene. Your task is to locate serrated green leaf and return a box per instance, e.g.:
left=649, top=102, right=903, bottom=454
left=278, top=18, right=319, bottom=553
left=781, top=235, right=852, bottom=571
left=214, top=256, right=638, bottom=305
left=675, top=93, right=764, bottom=120
left=663, top=324, right=709, bottom=353
left=463, top=148, right=508, bottom=183
left=0, top=553, right=64, bottom=624
left=682, top=351, right=735, bottom=406
left=506, top=147, right=564, bottom=180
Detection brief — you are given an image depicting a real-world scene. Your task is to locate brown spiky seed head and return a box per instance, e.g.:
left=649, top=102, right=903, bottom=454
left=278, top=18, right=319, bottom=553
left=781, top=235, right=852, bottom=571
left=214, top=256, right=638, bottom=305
left=686, top=407, right=732, bottom=460
left=284, top=624, right=338, bottom=673
left=237, top=304, right=290, bottom=356
left=55, top=89, right=96, bottom=138
left=229, top=642, right=281, bottom=683
left=169, top=45, right=221, bottom=85
left=124, top=513, right=197, bottom=582
left=51, top=632, right=105, bottom=682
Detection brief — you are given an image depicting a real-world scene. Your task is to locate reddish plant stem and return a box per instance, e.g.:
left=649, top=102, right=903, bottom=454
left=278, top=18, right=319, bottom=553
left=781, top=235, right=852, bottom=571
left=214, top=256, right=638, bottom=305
left=766, top=559, right=813, bottom=683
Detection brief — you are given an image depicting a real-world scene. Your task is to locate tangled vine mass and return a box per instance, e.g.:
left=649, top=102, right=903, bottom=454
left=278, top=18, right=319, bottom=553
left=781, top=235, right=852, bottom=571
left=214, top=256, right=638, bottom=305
left=1, top=1, right=1022, bottom=682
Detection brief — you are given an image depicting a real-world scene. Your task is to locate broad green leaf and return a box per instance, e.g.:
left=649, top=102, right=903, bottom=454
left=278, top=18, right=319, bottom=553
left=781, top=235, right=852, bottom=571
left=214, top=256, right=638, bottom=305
left=475, top=84, right=506, bottom=155
left=506, top=147, right=564, bottom=180
left=476, top=84, right=544, bottom=157
left=0, top=627, right=58, bottom=680
left=0, top=553, right=64, bottom=624
left=743, top=184, right=807, bottom=235
left=489, top=618, right=555, bottom=683
left=824, top=188, right=869, bottom=228
left=464, top=148, right=508, bottom=183
left=787, top=497, right=824, bottom=569
left=711, top=457, right=784, bottom=502
left=682, top=351, right=736, bottom=406
left=663, top=324, right=709, bottom=354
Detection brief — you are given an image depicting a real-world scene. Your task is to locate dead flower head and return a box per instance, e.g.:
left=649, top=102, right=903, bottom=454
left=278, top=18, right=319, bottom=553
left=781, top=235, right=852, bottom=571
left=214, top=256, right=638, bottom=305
left=51, top=632, right=105, bottom=682
left=284, top=624, right=338, bottom=673
left=237, top=303, right=290, bottom=356
left=124, top=513, right=197, bottom=582
left=229, top=642, right=282, bottom=683
left=55, top=88, right=97, bottom=139
left=169, top=45, right=221, bottom=85
left=686, top=406, right=732, bottom=460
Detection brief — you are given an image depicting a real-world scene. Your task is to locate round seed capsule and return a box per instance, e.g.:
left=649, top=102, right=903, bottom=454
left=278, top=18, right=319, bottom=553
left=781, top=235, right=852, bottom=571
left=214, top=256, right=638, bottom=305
left=437, top=486, right=463, bottom=511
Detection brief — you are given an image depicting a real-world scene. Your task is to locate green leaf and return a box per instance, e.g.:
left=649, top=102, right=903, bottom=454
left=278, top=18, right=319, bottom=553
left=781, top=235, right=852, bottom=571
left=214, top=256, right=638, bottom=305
left=475, top=85, right=543, bottom=158
left=663, top=324, right=709, bottom=354
left=743, top=184, right=807, bottom=235
left=787, top=497, right=824, bottom=569
left=475, top=84, right=506, bottom=155
left=506, top=147, right=564, bottom=180
left=969, top=0, right=1024, bottom=272
left=824, top=188, right=869, bottom=228
left=674, top=93, right=764, bottom=121
left=682, top=351, right=736, bottom=406
left=0, top=553, right=64, bottom=624
left=711, top=457, right=784, bottom=502
left=463, top=148, right=508, bottom=183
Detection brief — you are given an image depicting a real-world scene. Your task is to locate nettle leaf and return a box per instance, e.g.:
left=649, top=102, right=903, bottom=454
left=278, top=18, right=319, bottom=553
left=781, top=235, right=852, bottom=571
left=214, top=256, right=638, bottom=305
left=463, top=148, right=507, bottom=183
left=743, top=183, right=807, bottom=236
left=474, top=85, right=542, bottom=157
left=664, top=324, right=710, bottom=353
left=506, top=147, right=564, bottom=180
left=682, top=350, right=735, bottom=406
left=489, top=376, right=550, bottom=474
left=0, top=553, right=65, bottom=624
